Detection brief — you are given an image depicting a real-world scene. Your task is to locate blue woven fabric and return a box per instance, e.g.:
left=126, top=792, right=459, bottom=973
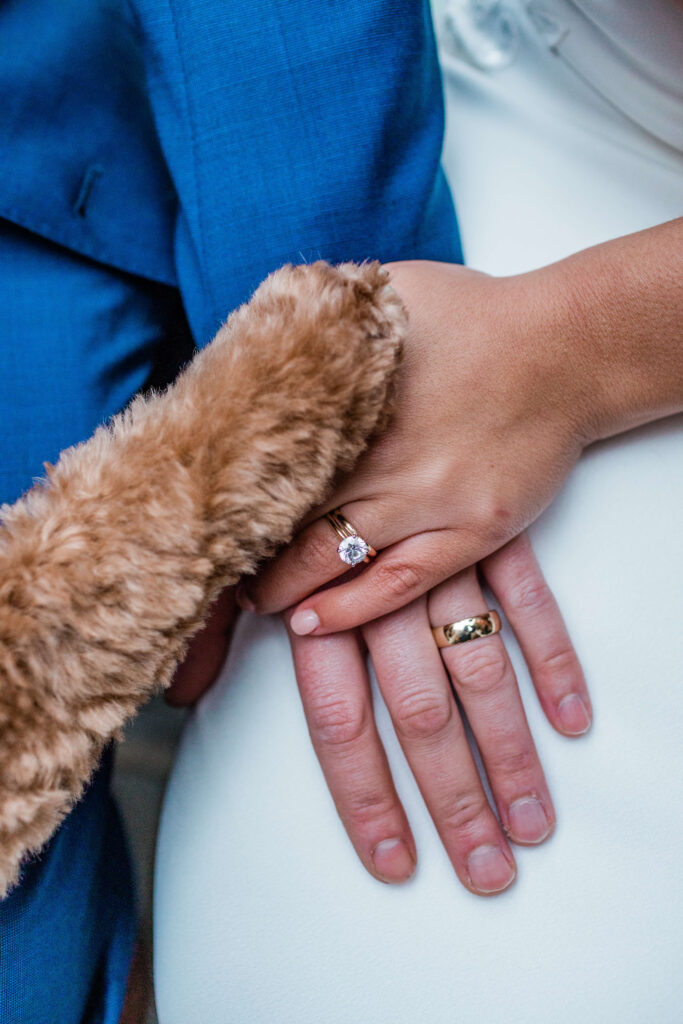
left=0, top=0, right=177, bottom=286
left=0, top=1, right=462, bottom=1020
left=130, top=0, right=462, bottom=344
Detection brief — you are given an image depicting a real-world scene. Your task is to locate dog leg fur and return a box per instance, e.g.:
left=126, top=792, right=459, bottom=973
left=0, top=260, right=405, bottom=895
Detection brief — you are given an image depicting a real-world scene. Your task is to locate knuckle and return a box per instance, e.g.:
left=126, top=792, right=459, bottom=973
left=453, top=644, right=508, bottom=696
left=441, top=790, right=492, bottom=839
left=373, top=561, right=422, bottom=602
left=477, top=496, right=519, bottom=545
left=491, top=504, right=516, bottom=537
left=392, top=691, right=453, bottom=742
left=308, top=694, right=368, bottom=748
left=489, top=741, right=537, bottom=782
left=305, top=529, right=338, bottom=573
left=345, top=788, right=400, bottom=828
left=507, top=573, right=552, bottom=614
left=539, top=645, right=578, bottom=677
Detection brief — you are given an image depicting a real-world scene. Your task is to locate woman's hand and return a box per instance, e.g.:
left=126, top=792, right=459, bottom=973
left=286, top=532, right=591, bottom=895
left=241, top=221, right=683, bottom=632
left=242, top=259, right=590, bottom=629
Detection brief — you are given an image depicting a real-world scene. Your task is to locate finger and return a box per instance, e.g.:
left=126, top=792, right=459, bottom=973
left=242, top=500, right=395, bottom=614
left=364, top=597, right=517, bottom=896
left=287, top=529, right=484, bottom=636
left=429, top=568, right=556, bottom=847
left=481, top=532, right=593, bottom=737
left=287, top=619, right=417, bottom=884
left=165, top=587, right=237, bottom=707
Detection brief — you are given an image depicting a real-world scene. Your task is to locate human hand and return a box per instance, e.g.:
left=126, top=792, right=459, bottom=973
left=165, top=587, right=238, bottom=707
left=243, top=223, right=683, bottom=629
left=241, top=259, right=595, bottom=632
left=285, top=532, right=591, bottom=896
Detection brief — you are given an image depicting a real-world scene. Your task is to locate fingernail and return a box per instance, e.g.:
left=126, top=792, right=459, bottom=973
left=558, top=694, right=591, bottom=735
left=235, top=583, right=256, bottom=613
left=372, top=838, right=416, bottom=883
left=290, top=608, right=320, bottom=635
left=467, top=845, right=516, bottom=894
left=508, top=797, right=551, bottom=844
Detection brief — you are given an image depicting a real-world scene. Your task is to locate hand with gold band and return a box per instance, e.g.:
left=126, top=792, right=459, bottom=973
left=278, top=531, right=590, bottom=895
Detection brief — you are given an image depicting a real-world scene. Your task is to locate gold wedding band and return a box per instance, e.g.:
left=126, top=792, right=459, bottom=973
left=325, top=509, right=377, bottom=567
left=432, top=610, right=502, bottom=648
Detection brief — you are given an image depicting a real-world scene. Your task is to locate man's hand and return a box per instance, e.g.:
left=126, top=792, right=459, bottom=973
left=165, top=587, right=238, bottom=707
left=285, top=533, right=591, bottom=896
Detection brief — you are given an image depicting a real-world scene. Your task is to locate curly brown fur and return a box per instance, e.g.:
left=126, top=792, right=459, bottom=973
left=0, top=260, right=406, bottom=895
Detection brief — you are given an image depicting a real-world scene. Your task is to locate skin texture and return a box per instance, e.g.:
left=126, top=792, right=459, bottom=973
left=241, top=219, right=683, bottom=893
left=0, top=260, right=406, bottom=896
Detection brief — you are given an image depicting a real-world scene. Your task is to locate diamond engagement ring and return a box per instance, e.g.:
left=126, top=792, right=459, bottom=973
left=325, top=509, right=377, bottom=567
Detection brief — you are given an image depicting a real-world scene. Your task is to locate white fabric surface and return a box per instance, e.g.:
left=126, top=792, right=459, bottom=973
left=154, top=4, right=683, bottom=1021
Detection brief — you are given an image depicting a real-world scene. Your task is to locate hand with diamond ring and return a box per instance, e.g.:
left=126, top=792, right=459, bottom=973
left=242, top=222, right=683, bottom=635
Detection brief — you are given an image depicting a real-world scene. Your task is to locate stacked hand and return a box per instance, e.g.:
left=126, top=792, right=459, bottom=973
left=171, top=222, right=683, bottom=896
left=237, top=260, right=595, bottom=895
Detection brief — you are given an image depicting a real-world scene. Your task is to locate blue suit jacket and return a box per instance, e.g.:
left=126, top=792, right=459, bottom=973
left=0, top=1, right=461, bottom=1020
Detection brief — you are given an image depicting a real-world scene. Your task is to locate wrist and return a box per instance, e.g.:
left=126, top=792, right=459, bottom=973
left=544, top=249, right=646, bottom=445
left=527, top=257, right=619, bottom=446
left=519, top=223, right=683, bottom=446
left=504, top=264, right=604, bottom=452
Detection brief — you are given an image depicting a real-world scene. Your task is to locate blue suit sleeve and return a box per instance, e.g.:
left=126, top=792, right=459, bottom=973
left=128, top=0, right=462, bottom=344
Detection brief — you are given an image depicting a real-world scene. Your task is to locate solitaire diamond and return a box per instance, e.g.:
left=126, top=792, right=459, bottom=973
left=338, top=535, right=369, bottom=567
